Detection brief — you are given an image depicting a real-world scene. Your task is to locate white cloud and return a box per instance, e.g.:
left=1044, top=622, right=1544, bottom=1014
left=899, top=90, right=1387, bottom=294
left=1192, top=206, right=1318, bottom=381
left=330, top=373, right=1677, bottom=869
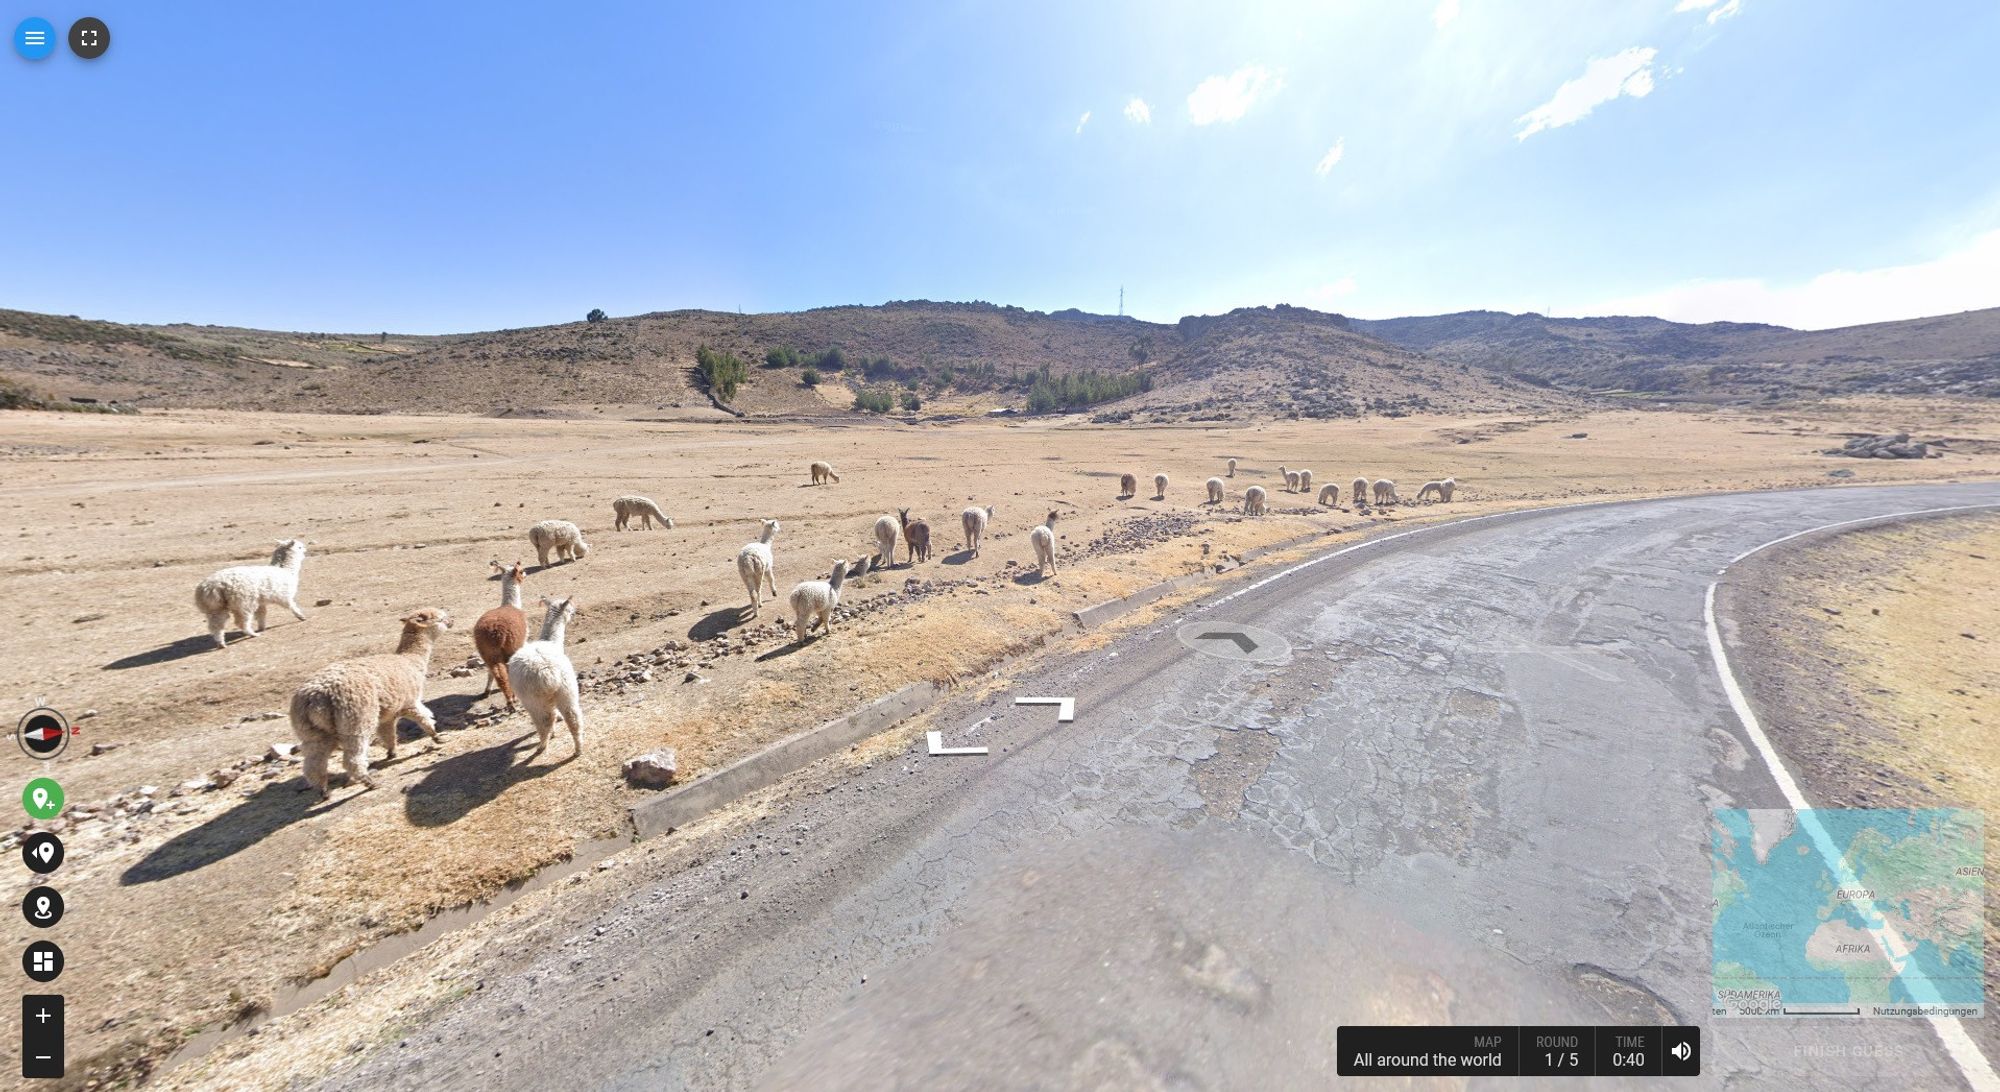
left=1123, top=97, right=1151, bottom=125
left=1587, top=229, right=2000, bottom=330
left=1298, top=277, right=1360, bottom=310
left=1186, top=65, right=1284, bottom=126
left=1313, top=139, right=1346, bottom=177
left=1074, top=111, right=1091, bottom=135
left=1675, top=0, right=1744, bottom=22
left=1433, top=0, right=1461, bottom=29
left=1515, top=47, right=1659, bottom=141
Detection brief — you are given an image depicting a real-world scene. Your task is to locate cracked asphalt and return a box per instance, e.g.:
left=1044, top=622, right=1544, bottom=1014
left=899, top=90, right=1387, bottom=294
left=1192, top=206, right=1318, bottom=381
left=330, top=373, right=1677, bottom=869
left=320, top=482, right=2000, bottom=1091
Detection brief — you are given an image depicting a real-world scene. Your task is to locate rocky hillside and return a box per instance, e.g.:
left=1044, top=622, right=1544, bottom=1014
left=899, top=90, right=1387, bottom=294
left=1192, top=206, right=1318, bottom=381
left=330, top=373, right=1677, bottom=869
left=1354, top=307, right=2000, bottom=401
left=0, top=302, right=1555, bottom=421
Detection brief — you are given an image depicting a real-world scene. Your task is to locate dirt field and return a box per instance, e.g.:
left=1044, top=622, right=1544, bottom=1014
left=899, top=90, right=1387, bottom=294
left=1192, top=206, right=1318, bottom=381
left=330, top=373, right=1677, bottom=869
left=1726, top=507, right=2000, bottom=1027
left=5, top=397, right=1999, bottom=1085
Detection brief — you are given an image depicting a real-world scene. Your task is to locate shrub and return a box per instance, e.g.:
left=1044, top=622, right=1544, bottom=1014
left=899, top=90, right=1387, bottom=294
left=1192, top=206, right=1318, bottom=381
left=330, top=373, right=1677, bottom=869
left=852, top=387, right=895, bottom=413
left=765, top=346, right=800, bottom=369
left=586, top=308, right=607, bottom=323
left=900, top=391, right=922, bottom=412
left=1022, top=366, right=1154, bottom=414
left=694, top=344, right=749, bottom=401
left=801, top=366, right=821, bottom=387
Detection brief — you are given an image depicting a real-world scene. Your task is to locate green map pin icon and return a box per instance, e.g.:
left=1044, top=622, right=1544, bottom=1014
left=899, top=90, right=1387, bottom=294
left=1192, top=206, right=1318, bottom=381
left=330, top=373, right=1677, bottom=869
left=23, top=777, right=63, bottom=820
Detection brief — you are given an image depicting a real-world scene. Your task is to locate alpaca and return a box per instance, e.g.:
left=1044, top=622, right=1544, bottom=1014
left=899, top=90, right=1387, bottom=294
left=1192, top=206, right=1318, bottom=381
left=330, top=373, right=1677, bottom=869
left=810, top=460, right=841, bottom=485
left=961, top=505, right=994, bottom=556
left=289, top=608, right=450, bottom=798
left=1029, top=510, right=1059, bottom=577
left=873, top=514, right=900, bottom=568
left=788, top=560, right=850, bottom=644
left=1243, top=486, right=1268, bottom=516
left=898, top=508, right=931, bottom=563
left=472, top=561, right=528, bottom=710
left=1226, top=457, right=1237, bottom=478
left=1206, top=477, right=1225, bottom=504
left=736, top=519, right=781, bottom=614
left=508, top=597, right=584, bottom=761
left=1279, top=466, right=1298, bottom=492
left=1119, top=472, right=1138, bottom=498
left=1352, top=477, right=1369, bottom=508
left=1296, top=469, right=1314, bottom=495
left=1317, top=483, right=1339, bottom=506
left=194, top=538, right=308, bottom=649
left=1153, top=473, right=1169, bottom=500
left=611, top=495, right=673, bottom=531
left=1416, top=477, right=1457, bottom=503
left=528, top=520, right=590, bottom=568
left=1372, top=479, right=1399, bottom=505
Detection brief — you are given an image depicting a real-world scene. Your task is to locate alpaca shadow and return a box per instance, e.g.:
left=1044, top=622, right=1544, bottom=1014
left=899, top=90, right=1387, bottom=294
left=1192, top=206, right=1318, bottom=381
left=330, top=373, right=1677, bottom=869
left=103, top=635, right=221, bottom=670
left=755, top=639, right=813, bottom=663
left=1012, top=570, right=1050, bottom=586
left=941, top=550, right=975, bottom=566
left=121, top=779, right=330, bottom=885
left=404, top=733, right=567, bottom=828
left=423, top=692, right=489, bottom=729
left=688, top=607, right=750, bottom=642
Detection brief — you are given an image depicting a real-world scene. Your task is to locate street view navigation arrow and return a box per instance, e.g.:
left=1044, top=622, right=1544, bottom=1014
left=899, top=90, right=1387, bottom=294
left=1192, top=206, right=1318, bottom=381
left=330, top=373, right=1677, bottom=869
left=1195, top=631, right=1259, bottom=654
left=925, top=731, right=988, bottom=757
left=1174, top=622, right=1291, bottom=662
left=1014, top=696, right=1075, bottom=722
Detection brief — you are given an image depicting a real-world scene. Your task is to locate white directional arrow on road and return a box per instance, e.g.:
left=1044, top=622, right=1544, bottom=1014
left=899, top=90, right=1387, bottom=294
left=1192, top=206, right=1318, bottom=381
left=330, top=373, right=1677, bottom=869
left=925, top=731, right=988, bottom=757
left=1014, top=696, right=1075, bottom=722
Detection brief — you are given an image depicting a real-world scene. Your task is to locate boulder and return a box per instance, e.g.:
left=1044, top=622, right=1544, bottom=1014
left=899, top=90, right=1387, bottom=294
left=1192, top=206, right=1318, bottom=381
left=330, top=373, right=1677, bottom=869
left=623, top=749, right=679, bottom=789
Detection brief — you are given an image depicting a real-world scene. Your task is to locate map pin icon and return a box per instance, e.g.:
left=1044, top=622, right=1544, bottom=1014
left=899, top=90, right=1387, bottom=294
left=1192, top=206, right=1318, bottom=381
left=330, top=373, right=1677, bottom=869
left=34, top=842, right=52, bottom=864
left=31, top=787, right=48, bottom=810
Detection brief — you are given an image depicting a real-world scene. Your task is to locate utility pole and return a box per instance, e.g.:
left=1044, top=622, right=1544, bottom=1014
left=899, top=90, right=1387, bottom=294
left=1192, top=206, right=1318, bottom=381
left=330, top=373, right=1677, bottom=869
left=1118, top=286, right=1124, bottom=317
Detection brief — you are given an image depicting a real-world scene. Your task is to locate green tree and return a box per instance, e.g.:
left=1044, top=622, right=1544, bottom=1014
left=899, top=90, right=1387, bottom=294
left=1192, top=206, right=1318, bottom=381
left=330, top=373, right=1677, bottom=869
left=694, top=345, right=749, bottom=401
left=586, top=308, right=607, bottom=323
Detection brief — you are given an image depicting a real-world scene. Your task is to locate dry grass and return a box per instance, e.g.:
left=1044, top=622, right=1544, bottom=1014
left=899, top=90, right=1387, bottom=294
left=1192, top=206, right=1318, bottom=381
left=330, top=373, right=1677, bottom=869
left=4, top=397, right=1999, bottom=1082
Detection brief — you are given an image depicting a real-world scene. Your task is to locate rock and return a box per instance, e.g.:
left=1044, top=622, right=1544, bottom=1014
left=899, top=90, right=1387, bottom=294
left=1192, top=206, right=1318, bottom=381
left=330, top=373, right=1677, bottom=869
left=240, top=711, right=284, bottom=722
left=623, top=750, right=679, bottom=789
left=78, top=709, right=99, bottom=720
left=316, top=598, right=334, bottom=607
left=266, top=742, right=300, bottom=762
left=89, top=742, right=122, bottom=756
left=211, top=768, right=241, bottom=789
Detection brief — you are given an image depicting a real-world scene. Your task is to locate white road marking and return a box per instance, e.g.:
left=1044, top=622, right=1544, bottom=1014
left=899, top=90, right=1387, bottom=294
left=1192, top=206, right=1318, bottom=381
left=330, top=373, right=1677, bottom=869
left=1707, top=503, right=2000, bottom=1092
left=1014, top=696, right=1075, bottom=722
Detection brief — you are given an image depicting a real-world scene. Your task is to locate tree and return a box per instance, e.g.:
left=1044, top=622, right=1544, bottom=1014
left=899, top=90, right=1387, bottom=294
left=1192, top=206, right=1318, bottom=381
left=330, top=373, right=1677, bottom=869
left=586, top=309, right=607, bottom=323
left=694, top=345, right=748, bottom=401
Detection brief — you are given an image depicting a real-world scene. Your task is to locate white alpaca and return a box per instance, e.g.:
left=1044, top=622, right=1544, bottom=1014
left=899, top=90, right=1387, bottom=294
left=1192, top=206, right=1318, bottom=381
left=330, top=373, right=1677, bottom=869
left=1153, top=473, right=1169, bottom=500
left=1416, top=477, right=1457, bottom=503
left=1317, top=483, right=1339, bottom=506
left=1279, top=465, right=1299, bottom=492
left=872, top=514, right=900, bottom=568
left=195, top=538, right=308, bottom=649
left=1205, top=477, right=1225, bottom=504
left=1119, top=472, right=1138, bottom=497
left=1372, top=479, right=1399, bottom=505
left=736, top=519, right=781, bottom=614
left=1243, top=486, right=1267, bottom=516
left=1352, top=477, right=1370, bottom=507
left=508, top=597, right=584, bottom=761
left=1029, top=511, right=1060, bottom=576
left=788, top=560, right=850, bottom=643
left=961, top=505, right=994, bottom=556
left=289, top=608, right=450, bottom=798
left=810, top=460, right=841, bottom=485
left=1296, top=469, right=1313, bottom=495
left=612, top=495, right=674, bottom=531
left=528, top=520, right=590, bottom=568
left=1226, top=458, right=1237, bottom=478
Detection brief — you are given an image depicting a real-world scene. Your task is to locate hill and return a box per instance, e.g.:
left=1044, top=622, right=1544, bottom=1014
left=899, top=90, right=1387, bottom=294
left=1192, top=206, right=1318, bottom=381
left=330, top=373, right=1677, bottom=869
left=1354, top=307, right=2000, bottom=401
left=0, top=302, right=1559, bottom=421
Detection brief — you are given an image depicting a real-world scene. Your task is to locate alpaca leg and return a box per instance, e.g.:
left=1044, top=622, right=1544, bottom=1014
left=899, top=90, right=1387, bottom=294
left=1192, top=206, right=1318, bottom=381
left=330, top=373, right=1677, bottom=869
left=411, top=701, right=440, bottom=743
left=342, top=730, right=377, bottom=790
left=559, top=695, right=584, bottom=755
left=536, top=546, right=550, bottom=568
left=207, top=610, right=229, bottom=649
left=527, top=708, right=553, bottom=759
left=377, top=715, right=398, bottom=761
left=233, top=605, right=257, bottom=638
left=298, top=735, right=334, bottom=798
left=493, top=664, right=518, bottom=710
left=287, top=597, right=307, bottom=621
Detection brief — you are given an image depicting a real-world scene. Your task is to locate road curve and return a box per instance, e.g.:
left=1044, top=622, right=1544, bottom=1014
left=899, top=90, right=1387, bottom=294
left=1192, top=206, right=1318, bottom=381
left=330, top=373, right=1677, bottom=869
left=320, top=482, right=2000, bottom=1091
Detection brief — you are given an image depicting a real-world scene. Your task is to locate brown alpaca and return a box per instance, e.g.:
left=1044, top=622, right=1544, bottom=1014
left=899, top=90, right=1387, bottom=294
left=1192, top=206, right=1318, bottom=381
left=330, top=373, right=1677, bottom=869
left=473, top=560, right=528, bottom=709
left=898, top=508, right=931, bottom=563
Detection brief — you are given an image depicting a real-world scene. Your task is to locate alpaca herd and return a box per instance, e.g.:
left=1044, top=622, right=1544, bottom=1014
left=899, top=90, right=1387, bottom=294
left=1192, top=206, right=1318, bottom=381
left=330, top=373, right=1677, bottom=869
left=189, top=452, right=1459, bottom=801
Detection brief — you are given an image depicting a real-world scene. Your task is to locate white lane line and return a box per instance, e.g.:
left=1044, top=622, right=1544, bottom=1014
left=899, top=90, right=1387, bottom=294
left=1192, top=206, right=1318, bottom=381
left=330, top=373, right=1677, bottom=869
left=1707, top=503, right=2000, bottom=1092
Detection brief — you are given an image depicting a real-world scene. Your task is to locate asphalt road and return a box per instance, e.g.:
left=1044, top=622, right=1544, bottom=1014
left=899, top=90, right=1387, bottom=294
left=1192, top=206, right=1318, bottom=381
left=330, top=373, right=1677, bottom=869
left=322, top=482, right=2000, bottom=1091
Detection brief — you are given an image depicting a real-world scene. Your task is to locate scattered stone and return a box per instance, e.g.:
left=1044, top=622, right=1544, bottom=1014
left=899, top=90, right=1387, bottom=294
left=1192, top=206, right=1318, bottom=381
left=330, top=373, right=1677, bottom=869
left=1565, top=432, right=1588, bottom=439
left=622, top=749, right=679, bottom=789
left=89, top=741, right=122, bottom=756
left=1823, top=432, right=1935, bottom=459
left=316, top=598, right=334, bottom=607
left=266, top=742, right=300, bottom=762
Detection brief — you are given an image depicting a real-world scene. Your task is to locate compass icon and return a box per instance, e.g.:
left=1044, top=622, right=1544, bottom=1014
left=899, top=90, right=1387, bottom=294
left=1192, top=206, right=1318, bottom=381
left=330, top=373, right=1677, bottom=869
left=17, top=708, right=70, bottom=760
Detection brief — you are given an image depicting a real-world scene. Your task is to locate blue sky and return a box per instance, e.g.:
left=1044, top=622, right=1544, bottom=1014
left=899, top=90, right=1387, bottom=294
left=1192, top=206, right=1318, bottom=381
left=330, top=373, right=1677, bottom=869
left=4, top=0, right=1997, bottom=333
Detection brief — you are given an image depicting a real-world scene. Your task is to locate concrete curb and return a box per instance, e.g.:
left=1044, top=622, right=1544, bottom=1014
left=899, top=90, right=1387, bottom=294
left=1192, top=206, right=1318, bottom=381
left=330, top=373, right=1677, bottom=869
left=631, top=681, right=941, bottom=839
